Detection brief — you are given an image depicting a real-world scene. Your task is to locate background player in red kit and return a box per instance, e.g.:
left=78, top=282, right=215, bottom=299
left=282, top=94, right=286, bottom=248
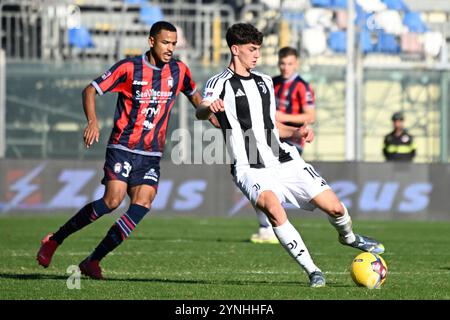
left=36, top=21, right=211, bottom=279
left=250, top=46, right=318, bottom=244
left=273, top=46, right=316, bottom=155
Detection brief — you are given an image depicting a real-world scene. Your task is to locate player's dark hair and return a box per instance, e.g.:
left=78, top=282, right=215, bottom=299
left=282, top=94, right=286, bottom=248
left=226, top=23, right=263, bottom=48
left=149, top=21, right=177, bottom=38
left=278, top=46, right=298, bottom=59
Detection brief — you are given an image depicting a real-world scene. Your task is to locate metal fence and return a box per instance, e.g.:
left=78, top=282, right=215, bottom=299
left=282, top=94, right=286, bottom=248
left=3, top=61, right=449, bottom=162
left=0, top=0, right=235, bottom=63
left=2, top=0, right=450, bottom=162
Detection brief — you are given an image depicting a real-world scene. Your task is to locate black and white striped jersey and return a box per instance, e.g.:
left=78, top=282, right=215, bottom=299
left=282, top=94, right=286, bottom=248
left=202, top=68, right=293, bottom=169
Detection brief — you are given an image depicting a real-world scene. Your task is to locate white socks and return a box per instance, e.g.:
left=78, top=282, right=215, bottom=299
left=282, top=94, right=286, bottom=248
left=272, top=220, right=320, bottom=275
left=327, top=202, right=356, bottom=244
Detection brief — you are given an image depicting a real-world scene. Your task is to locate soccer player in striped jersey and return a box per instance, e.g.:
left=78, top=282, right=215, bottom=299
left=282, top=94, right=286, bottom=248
left=37, top=21, right=217, bottom=279
left=196, top=23, right=385, bottom=287
left=251, top=47, right=317, bottom=244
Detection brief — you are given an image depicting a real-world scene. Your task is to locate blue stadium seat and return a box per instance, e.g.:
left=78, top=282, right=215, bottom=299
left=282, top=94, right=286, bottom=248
left=125, top=0, right=147, bottom=4
left=328, top=31, right=347, bottom=53
left=328, top=31, right=376, bottom=54
left=376, top=31, right=400, bottom=53
left=282, top=11, right=304, bottom=23
left=381, top=0, right=409, bottom=11
left=403, top=12, right=428, bottom=33
left=355, top=4, right=371, bottom=29
left=360, top=30, right=375, bottom=53
left=139, top=5, right=164, bottom=26
left=310, top=0, right=333, bottom=8
left=68, top=27, right=94, bottom=49
left=332, top=0, right=347, bottom=9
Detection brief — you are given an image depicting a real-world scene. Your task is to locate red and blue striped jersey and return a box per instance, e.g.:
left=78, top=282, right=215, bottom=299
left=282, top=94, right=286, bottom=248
left=273, top=74, right=315, bottom=148
left=91, top=51, right=196, bottom=157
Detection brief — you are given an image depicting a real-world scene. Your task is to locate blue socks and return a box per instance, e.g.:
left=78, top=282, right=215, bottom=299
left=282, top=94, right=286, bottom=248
left=51, top=198, right=112, bottom=244
left=90, top=204, right=149, bottom=261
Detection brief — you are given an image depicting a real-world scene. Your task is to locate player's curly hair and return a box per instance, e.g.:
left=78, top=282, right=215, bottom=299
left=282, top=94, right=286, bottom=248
left=226, top=23, right=263, bottom=48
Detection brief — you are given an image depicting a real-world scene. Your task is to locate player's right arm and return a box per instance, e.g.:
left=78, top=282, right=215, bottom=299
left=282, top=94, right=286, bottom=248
left=82, top=84, right=99, bottom=148
left=196, top=99, right=224, bottom=120
left=83, top=59, right=131, bottom=148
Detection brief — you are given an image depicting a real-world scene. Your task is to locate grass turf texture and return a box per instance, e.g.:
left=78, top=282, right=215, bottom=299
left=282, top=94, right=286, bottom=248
left=0, top=215, right=449, bottom=300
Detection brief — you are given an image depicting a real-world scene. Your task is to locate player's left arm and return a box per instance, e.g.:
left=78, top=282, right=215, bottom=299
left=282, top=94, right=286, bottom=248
left=275, top=106, right=316, bottom=125
left=277, top=121, right=314, bottom=143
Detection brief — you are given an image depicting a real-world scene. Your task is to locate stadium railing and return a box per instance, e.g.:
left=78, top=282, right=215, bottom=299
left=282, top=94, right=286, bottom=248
left=2, top=0, right=450, bottom=162
left=0, top=0, right=236, bottom=63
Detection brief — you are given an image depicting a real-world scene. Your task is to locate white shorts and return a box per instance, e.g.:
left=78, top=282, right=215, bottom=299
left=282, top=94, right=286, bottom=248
left=233, top=157, right=330, bottom=211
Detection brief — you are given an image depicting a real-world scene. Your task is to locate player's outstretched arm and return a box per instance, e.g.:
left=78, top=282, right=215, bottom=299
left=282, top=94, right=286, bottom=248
left=275, top=107, right=316, bottom=125
left=196, top=99, right=224, bottom=120
left=276, top=121, right=315, bottom=143
left=189, top=92, right=220, bottom=128
left=82, top=84, right=100, bottom=149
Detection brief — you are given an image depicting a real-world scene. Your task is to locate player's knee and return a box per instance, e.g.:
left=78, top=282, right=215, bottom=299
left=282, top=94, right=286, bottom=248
left=326, top=202, right=345, bottom=218
left=103, top=197, right=122, bottom=211
left=266, top=211, right=287, bottom=227
left=257, top=192, right=286, bottom=226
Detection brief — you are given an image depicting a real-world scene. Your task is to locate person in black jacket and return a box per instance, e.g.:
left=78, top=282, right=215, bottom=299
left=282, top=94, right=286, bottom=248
left=383, top=112, right=416, bottom=162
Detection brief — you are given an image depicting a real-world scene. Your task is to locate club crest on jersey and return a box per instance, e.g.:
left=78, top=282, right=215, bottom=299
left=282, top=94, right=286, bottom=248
left=114, top=162, right=122, bottom=173
left=167, top=77, right=174, bottom=88
left=257, top=81, right=267, bottom=94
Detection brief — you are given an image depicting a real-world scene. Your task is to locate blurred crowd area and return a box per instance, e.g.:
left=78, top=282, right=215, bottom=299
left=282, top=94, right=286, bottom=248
left=2, top=0, right=450, bottom=63
left=1, top=0, right=450, bottom=162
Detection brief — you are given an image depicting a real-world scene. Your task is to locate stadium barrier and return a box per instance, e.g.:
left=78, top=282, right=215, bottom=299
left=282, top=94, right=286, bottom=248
left=0, top=159, right=448, bottom=220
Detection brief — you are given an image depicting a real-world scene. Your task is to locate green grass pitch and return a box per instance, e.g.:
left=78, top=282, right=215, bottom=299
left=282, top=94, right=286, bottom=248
left=0, top=215, right=449, bottom=300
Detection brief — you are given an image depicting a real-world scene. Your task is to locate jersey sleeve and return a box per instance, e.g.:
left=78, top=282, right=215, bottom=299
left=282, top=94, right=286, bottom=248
left=91, top=60, right=131, bottom=95
left=180, top=63, right=197, bottom=96
left=202, top=75, right=226, bottom=103
left=297, top=82, right=316, bottom=108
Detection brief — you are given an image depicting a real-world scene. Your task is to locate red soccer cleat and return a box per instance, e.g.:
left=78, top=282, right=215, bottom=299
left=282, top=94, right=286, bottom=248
left=36, top=233, right=59, bottom=268
left=79, top=258, right=104, bottom=280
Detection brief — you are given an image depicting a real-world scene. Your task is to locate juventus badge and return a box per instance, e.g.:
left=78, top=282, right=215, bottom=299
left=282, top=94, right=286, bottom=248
left=257, top=81, right=267, bottom=94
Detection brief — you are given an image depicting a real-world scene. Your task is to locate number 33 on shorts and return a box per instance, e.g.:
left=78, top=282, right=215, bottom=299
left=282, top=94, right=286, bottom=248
left=114, top=161, right=132, bottom=178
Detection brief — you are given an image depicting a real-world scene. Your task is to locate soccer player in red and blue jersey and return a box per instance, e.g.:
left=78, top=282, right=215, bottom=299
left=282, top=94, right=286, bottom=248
left=37, top=21, right=211, bottom=279
left=273, top=47, right=316, bottom=156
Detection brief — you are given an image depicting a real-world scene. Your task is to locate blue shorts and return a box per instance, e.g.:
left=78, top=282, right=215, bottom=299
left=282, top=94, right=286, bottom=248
left=101, top=147, right=161, bottom=188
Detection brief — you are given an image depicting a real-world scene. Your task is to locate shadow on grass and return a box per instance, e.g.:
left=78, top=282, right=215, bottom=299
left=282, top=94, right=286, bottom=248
left=0, top=273, right=68, bottom=281
left=129, top=236, right=251, bottom=244
left=0, top=272, right=351, bottom=288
